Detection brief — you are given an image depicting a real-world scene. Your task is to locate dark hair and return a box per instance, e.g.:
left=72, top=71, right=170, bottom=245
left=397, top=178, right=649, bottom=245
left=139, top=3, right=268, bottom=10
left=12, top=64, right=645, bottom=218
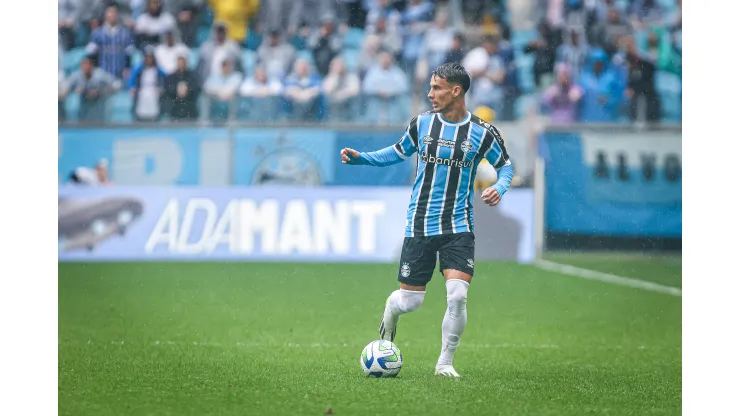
left=431, top=62, right=471, bottom=93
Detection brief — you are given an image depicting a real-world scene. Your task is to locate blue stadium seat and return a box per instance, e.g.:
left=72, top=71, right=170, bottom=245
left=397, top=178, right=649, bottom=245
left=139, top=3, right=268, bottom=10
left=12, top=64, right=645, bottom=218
left=107, top=91, right=133, bottom=123
left=514, top=94, right=538, bottom=120
left=655, top=70, right=681, bottom=122
left=343, top=28, right=365, bottom=50
left=64, top=48, right=87, bottom=74
left=64, top=93, right=81, bottom=122
left=341, top=49, right=361, bottom=73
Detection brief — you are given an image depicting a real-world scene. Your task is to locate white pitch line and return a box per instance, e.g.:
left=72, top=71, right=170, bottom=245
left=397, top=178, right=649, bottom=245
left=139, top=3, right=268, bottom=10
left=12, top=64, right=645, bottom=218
left=535, top=259, right=682, bottom=297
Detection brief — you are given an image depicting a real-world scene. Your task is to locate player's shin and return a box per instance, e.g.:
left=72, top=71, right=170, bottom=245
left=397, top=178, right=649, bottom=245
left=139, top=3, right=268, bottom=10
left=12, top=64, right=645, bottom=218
left=437, top=279, right=469, bottom=367
left=379, top=289, right=425, bottom=341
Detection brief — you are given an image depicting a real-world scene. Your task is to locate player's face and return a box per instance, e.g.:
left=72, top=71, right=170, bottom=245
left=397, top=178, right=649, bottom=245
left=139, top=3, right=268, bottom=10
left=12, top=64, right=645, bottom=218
left=428, top=75, right=458, bottom=112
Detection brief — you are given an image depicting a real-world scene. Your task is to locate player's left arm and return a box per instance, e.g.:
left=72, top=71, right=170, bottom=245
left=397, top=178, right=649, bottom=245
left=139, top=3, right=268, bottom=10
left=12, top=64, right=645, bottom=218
left=481, top=128, right=514, bottom=206
left=341, top=116, right=419, bottom=167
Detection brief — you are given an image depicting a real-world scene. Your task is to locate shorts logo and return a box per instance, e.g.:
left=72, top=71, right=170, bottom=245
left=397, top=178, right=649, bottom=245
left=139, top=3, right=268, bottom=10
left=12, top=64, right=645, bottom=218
left=400, top=262, right=411, bottom=278
left=467, top=259, right=474, bottom=268
left=423, top=135, right=434, bottom=145
left=461, top=140, right=473, bottom=153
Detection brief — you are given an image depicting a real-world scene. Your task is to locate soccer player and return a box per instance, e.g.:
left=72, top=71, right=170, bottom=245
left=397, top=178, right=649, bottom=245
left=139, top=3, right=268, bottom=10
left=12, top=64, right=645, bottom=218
left=340, top=63, right=514, bottom=377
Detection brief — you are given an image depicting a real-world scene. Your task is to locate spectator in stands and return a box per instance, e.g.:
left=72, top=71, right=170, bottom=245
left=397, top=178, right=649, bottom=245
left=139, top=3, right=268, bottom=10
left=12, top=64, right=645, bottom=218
left=128, top=47, right=167, bottom=122
left=238, top=66, right=283, bottom=122
left=416, top=11, right=455, bottom=85
left=259, top=0, right=338, bottom=37
left=444, top=33, right=466, bottom=65
left=480, top=11, right=511, bottom=40
left=64, top=57, right=122, bottom=122
left=463, top=35, right=505, bottom=115
left=365, top=0, right=402, bottom=35
left=362, top=51, right=409, bottom=125
left=639, top=26, right=680, bottom=77
left=400, top=0, right=435, bottom=74
left=525, top=20, right=561, bottom=90
left=624, top=37, right=660, bottom=122
left=289, top=22, right=311, bottom=51
left=556, top=27, right=589, bottom=80
left=577, top=48, right=624, bottom=122
left=209, top=0, right=260, bottom=44
left=204, top=59, right=243, bottom=122
left=629, top=0, right=663, bottom=29
left=86, top=5, right=135, bottom=80
left=198, top=23, right=242, bottom=83
left=358, top=34, right=382, bottom=76
left=59, top=0, right=80, bottom=50
left=105, top=0, right=137, bottom=28
left=308, top=17, right=343, bottom=77
left=155, top=30, right=191, bottom=75
left=257, top=30, right=297, bottom=81
left=371, top=16, right=403, bottom=60
left=287, top=0, right=343, bottom=35
left=541, top=63, right=582, bottom=125
left=135, top=0, right=176, bottom=49
left=283, top=59, right=323, bottom=122
left=338, top=0, right=369, bottom=29
left=323, top=57, right=361, bottom=122
left=77, top=0, right=106, bottom=41
left=497, top=28, right=520, bottom=121
left=163, top=0, right=203, bottom=47
left=591, top=7, right=632, bottom=57
left=164, top=55, right=201, bottom=121
left=59, top=70, right=67, bottom=122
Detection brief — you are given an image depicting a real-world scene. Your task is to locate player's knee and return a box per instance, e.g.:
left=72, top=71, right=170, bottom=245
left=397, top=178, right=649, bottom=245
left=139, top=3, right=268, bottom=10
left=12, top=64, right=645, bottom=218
left=445, top=279, right=469, bottom=308
left=398, top=289, right=425, bottom=313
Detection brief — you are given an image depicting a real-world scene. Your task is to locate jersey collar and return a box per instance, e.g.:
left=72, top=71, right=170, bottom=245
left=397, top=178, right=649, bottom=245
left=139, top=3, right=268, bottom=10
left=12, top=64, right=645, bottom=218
left=436, top=111, right=471, bottom=126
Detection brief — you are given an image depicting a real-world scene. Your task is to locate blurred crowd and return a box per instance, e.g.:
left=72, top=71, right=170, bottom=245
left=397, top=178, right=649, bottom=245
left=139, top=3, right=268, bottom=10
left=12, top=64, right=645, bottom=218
left=58, top=0, right=682, bottom=125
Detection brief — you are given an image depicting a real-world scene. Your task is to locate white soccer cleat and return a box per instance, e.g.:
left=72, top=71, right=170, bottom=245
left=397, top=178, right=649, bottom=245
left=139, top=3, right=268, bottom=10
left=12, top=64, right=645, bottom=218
left=435, top=364, right=461, bottom=378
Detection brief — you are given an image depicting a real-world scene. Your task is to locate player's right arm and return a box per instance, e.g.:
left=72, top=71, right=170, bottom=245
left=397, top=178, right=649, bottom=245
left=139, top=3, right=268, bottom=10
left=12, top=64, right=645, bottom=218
left=341, top=116, right=419, bottom=167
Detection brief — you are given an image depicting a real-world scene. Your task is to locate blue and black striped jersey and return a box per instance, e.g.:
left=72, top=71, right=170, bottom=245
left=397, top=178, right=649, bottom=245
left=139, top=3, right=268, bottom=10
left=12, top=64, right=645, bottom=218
left=392, top=111, right=512, bottom=237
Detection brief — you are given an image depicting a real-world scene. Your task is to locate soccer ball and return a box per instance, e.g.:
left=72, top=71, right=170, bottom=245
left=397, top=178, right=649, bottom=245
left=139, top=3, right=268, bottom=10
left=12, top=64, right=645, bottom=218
left=360, top=340, right=403, bottom=378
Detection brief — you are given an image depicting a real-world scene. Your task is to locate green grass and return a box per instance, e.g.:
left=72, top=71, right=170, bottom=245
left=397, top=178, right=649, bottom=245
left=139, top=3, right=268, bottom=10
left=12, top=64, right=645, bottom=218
left=59, top=259, right=681, bottom=416
left=544, top=252, right=682, bottom=288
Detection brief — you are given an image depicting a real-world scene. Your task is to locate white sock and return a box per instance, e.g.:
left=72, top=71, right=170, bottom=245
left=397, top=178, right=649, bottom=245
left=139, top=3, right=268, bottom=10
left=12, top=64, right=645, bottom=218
left=382, top=289, right=425, bottom=336
left=437, top=279, right=469, bottom=367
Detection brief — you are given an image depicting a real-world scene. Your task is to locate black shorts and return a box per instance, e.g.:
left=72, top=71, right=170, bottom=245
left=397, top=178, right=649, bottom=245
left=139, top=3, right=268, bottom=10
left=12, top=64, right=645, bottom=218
left=397, top=232, right=475, bottom=287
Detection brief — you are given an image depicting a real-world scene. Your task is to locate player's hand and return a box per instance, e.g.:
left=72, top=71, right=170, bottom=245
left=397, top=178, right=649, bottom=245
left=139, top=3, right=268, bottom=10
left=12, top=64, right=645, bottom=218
left=340, top=147, right=360, bottom=164
left=481, top=187, right=501, bottom=206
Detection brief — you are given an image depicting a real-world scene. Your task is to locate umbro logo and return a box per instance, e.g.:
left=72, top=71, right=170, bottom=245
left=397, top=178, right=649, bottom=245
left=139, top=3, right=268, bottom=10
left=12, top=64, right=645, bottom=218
left=423, top=135, right=434, bottom=145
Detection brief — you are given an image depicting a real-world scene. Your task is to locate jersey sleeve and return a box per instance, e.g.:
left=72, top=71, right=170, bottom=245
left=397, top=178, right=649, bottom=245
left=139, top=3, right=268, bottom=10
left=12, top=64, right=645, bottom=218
left=392, top=116, right=420, bottom=159
left=482, top=125, right=511, bottom=170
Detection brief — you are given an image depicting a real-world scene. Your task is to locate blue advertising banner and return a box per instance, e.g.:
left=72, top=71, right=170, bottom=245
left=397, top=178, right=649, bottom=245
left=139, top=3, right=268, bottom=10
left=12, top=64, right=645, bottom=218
left=542, top=131, right=681, bottom=237
left=59, top=127, right=415, bottom=187
left=58, top=186, right=535, bottom=263
left=58, top=127, right=231, bottom=186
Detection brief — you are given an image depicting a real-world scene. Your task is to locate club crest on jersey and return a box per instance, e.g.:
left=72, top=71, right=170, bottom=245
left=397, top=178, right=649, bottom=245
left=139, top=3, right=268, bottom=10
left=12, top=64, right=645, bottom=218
left=400, top=263, right=411, bottom=278
left=422, top=135, right=434, bottom=145
left=461, top=140, right=473, bottom=153
left=467, top=259, right=474, bottom=268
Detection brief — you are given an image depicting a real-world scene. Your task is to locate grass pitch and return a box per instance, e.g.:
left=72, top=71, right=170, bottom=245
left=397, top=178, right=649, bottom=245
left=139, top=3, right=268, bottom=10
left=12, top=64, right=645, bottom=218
left=59, top=255, right=681, bottom=416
